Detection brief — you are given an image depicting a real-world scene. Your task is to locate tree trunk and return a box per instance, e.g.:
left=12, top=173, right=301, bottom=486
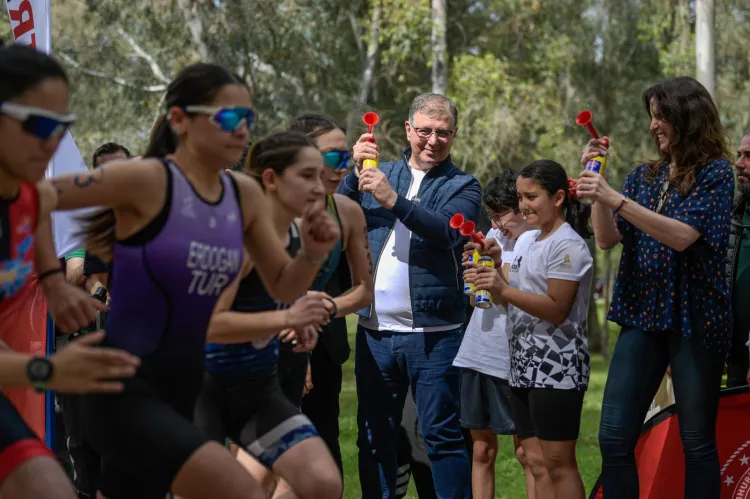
left=431, top=0, right=448, bottom=95
left=176, top=0, right=211, bottom=62
left=695, top=0, right=716, bottom=99
left=346, top=0, right=381, bottom=138
left=587, top=238, right=603, bottom=354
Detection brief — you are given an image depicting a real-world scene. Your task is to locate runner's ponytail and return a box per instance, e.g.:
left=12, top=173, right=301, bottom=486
left=144, top=116, right=177, bottom=158
left=77, top=209, right=115, bottom=262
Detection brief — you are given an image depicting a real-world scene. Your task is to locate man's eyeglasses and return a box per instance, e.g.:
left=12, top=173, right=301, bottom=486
left=0, top=102, right=76, bottom=140
left=409, top=123, right=456, bottom=141
left=184, top=106, right=255, bottom=133
left=322, top=150, right=352, bottom=170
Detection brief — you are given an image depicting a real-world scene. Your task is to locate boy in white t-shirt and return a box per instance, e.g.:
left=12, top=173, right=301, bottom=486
left=455, top=171, right=537, bottom=499
left=472, top=160, right=593, bottom=499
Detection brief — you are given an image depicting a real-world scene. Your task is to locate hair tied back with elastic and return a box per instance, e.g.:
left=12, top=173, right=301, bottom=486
left=567, top=177, right=579, bottom=201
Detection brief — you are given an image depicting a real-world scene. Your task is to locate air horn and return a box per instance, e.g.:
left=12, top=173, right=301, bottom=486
left=451, top=214, right=485, bottom=296
left=362, top=112, right=380, bottom=169
left=575, top=110, right=610, bottom=205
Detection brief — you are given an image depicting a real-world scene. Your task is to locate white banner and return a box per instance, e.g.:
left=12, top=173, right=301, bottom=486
left=6, top=0, right=90, bottom=258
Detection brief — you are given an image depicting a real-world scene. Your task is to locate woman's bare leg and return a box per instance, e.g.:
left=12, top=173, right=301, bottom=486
left=170, top=441, right=265, bottom=499
left=0, top=455, right=76, bottom=499
left=270, top=438, right=341, bottom=499
left=234, top=446, right=277, bottom=495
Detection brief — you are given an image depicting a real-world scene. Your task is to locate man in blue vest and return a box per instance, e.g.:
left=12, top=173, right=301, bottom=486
left=338, top=93, right=480, bottom=498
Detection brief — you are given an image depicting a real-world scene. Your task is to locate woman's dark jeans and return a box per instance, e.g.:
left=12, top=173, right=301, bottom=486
left=598, top=326, right=725, bottom=499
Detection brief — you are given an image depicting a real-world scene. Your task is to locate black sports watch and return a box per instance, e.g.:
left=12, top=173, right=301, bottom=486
left=26, top=357, right=54, bottom=393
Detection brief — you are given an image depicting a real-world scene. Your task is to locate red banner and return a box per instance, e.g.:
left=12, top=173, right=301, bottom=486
left=0, top=278, right=49, bottom=440
left=590, top=387, right=750, bottom=499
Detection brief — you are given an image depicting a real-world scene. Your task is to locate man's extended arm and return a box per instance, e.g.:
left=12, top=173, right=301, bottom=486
left=390, top=178, right=482, bottom=249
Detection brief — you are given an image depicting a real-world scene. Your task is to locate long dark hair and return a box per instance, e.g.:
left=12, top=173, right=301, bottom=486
left=519, top=160, right=592, bottom=239
left=145, top=63, right=248, bottom=157
left=244, top=131, right=317, bottom=190
left=0, top=44, right=68, bottom=102
left=288, top=113, right=344, bottom=140
left=81, top=63, right=248, bottom=261
left=643, top=76, right=731, bottom=196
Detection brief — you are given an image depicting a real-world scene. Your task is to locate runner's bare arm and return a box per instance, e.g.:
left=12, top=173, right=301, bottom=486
left=0, top=351, right=34, bottom=387
left=207, top=250, right=291, bottom=342
left=208, top=251, right=328, bottom=342
left=33, top=183, right=104, bottom=332
left=33, top=182, right=61, bottom=275
left=43, top=158, right=164, bottom=212
left=230, top=172, right=326, bottom=304
left=65, top=255, right=86, bottom=287
left=329, top=196, right=373, bottom=317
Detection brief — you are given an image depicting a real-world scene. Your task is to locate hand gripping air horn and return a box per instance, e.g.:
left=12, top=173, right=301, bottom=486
left=575, top=110, right=610, bottom=205
left=450, top=214, right=485, bottom=247
left=451, top=213, right=485, bottom=296
left=362, top=112, right=380, bottom=169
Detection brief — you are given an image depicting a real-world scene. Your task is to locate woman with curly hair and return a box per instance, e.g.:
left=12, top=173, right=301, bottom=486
left=576, top=76, right=734, bottom=499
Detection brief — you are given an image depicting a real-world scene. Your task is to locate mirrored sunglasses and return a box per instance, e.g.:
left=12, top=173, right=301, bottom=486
left=0, top=101, right=75, bottom=140
left=322, top=150, right=352, bottom=170
left=184, top=106, right=255, bottom=132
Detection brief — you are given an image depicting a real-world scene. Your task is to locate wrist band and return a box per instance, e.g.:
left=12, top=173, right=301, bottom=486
left=613, top=197, right=629, bottom=214
left=37, top=268, right=63, bottom=282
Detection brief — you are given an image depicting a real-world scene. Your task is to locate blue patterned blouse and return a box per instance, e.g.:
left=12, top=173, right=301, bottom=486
left=608, top=159, right=735, bottom=352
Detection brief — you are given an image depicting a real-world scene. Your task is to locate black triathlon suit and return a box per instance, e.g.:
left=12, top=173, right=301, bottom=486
left=195, top=222, right=320, bottom=469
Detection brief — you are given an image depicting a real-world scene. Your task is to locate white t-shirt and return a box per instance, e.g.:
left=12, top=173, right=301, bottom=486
left=453, top=229, right=515, bottom=380
left=507, top=223, right=593, bottom=390
left=360, top=167, right=460, bottom=333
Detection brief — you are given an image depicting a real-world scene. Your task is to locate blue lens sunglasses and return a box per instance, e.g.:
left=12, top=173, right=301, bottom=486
left=322, top=150, right=352, bottom=170
left=0, top=102, right=76, bottom=140
left=184, top=106, right=255, bottom=132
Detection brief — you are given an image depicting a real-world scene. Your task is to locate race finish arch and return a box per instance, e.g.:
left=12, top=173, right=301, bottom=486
left=4, top=0, right=91, bottom=448
left=590, top=386, right=750, bottom=499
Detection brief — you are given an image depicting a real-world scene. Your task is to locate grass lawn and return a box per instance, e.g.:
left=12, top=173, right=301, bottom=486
left=339, top=311, right=617, bottom=498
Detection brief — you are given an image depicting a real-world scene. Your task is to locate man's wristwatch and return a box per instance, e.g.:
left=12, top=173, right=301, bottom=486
left=26, top=357, right=54, bottom=393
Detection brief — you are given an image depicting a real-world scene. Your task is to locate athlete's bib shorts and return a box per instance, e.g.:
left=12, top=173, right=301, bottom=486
left=82, top=362, right=209, bottom=499
left=194, top=372, right=319, bottom=469
left=0, top=394, right=55, bottom=487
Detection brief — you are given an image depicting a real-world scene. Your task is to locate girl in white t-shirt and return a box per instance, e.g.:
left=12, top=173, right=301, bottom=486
left=473, top=159, right=593, bottom=499
left=455, top=171, right=537, bottom=499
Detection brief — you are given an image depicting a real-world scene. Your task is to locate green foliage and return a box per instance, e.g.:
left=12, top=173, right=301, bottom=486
left=0, top=0, right=747, bottom=174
